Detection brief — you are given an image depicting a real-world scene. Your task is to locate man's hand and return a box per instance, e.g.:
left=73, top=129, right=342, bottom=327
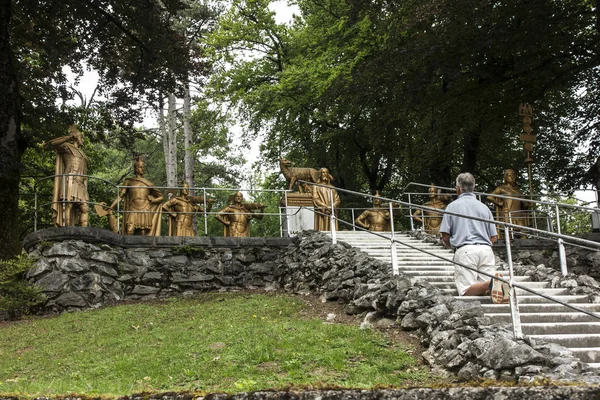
left=441, top=232, right=451, bottom=249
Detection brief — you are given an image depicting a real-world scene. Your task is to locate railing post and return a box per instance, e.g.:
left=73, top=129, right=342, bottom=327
left=34, top=187, right=38, bottom=232
left=555, top=204, right=562, bottom=235
left=116, top=185, right=121, bottom=233
left=61, top=174, right=66, bottom=227
left=558, top=238, right=568, bottom=276
left=408, top=193, right=414, bottom=231
left=351, top=208, right=356, bottom=231
left=329, top=188, right=336, bottom=244
left=285, top=191, right=290, bottom=238
left=505, top=226, right=523, bottom=340
left=203, top=188, right=208, bottom=236
left=389, top=202, right=399, bottom=275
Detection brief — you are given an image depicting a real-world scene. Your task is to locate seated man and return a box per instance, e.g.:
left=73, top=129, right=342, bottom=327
left=440, top=172, right=508, bottom=303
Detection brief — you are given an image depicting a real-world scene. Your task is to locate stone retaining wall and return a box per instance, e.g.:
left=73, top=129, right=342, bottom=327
left=21, top=228, right=600, bottom=385
left=23, top=227, right=295, bottom=311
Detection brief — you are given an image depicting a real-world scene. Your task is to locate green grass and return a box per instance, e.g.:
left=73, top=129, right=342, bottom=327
left=0, top=292, right=432, bottom=397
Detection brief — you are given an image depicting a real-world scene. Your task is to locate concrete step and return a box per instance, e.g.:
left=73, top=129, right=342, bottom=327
left=441, top=288, right=568, bottom=296
left=481, top=303, right=600, bottom=314
left=437, top=284, right=569, bottom=296
left=571, top=348, right=600, bottom=363
left=520, top=322, right=600, bottom=335
left=457, top=295, right=592, bottom=304
left=486, top=312, right=600, bottom=324
left=430, top=281, right=549, bottom=289
left=528, top=334, right=600, bottom=348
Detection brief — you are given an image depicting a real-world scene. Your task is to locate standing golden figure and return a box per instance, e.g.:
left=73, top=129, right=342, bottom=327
left=45, top=125, right=89, bottom=227
left=312, top=167, right=341, bottom=231
left=215, top=191, right=265, bottom=237
left=110, top=157, right=163, bottom=236
left=162, top=183, right=215, bottom=236
left=412, top=184, right=447, bottom=234
left=487, top=169, right=529, bottom=235
left=355, top=192, right=391, bottom=232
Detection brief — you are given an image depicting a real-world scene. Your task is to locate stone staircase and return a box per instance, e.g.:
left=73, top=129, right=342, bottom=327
left=329, top=230, right=600, bottom=368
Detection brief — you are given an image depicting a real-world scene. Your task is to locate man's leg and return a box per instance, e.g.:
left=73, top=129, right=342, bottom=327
left=463, top=280, right=492, bottom=296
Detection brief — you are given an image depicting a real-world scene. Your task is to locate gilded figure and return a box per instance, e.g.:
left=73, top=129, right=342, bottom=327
left=279, top=157, right=324, bottom=193
left=45, top=125, right=89, bottom=227
left=412, top=184, right=447, bottom=234
left=162, top=183, right=215, bottom=236
left=487, top=169, right=529, bottom=235
left=215, top=191, right=265, bottom=237
left=312, top=168, right=341, bottom=231
left=110, top=157, right=163, bottom=236
left=355, top=192, right=391, bottom=232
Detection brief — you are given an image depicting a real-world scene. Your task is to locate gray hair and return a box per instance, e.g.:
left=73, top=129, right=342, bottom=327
left=456, top=172, right=476, bottom=193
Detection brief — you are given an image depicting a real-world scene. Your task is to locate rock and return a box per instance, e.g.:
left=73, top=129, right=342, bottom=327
left=131, top=285, right=160, bottom=295
left=54, top=292, right=87, bottom=307
left=560, top=279, right=578, bottom=288
left=470, top=335, right=546, bottom=370
left=400, top=312, right=420, bottom=330
left=36, top=270, right=70, bottom=292
left=457, top=362, right=481, bottom=382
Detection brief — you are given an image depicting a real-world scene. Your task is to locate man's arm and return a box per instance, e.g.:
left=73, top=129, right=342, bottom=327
left=441, top=232, right=451, bottom=249
left=490, top=235, right=498, bottom=244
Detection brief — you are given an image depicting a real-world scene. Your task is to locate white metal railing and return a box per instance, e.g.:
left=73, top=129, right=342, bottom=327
left=32, top=175, right=292, bottom=236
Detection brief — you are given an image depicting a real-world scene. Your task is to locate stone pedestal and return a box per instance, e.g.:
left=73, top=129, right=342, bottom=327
left=280, top=193, right=314, bottom=236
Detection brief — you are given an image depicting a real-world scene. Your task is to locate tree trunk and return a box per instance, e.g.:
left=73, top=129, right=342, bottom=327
left=0, top=1, right=23, bottom=259
left=165, top=93, right=178, bottom=189
left=183, top=83, right=193, bottom=187
left=462, top=125, right=481, bottom=174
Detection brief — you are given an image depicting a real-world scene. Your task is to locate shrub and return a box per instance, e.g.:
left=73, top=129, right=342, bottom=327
left=0, top=253, right=46, bottom=319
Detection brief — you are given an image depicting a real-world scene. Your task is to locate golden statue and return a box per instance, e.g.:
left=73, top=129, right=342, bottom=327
left=279, top=156, right=323, bottom=193
left=110, top=156, right=163, bottom=236
left=162, top=183, right=215, bottom=236
left=412, top=184, right=447, bottom=234
left=45, top=125, right=89, bottom=227
left=487, top=169, right=529, bottom=234
left=355, top=192, right=391, bottom=232
left=215, top=191, right=265, bottom=237
left=312, top=167, right=341, bottom=231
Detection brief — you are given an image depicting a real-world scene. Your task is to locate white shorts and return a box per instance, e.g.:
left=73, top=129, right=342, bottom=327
left=453, top=244, right=496, bottom=296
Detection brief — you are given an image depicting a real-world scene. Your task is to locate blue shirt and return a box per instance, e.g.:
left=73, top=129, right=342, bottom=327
left=440, top=192, right=497, bottom=248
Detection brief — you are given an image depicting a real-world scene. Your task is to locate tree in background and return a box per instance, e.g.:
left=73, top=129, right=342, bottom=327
left=207, top=0, right=600, bottom=201
left=1, top=0, right=194, bottom=259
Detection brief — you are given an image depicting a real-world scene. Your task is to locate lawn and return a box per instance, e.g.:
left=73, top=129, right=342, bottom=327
left=0, top=292, right=433, bottom=397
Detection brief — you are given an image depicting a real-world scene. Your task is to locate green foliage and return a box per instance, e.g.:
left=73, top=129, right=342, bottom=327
left=0, top=293, right=431, bottom=395
left=208, top=0, right=600, bottom=197
left=553, top=197, right=593, bottom=236
left=0, top=253, right=46, bottom=320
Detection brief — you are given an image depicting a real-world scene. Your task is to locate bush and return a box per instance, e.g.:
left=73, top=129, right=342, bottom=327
left=0, top=253, right=46, bottom=319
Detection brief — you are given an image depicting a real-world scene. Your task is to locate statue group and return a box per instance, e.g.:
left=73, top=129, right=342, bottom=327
left=46, top=127, right=265, bottom=237
left=45, top=128, right=534, bottom=238
left=410, top=171, right=531, bottom=238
